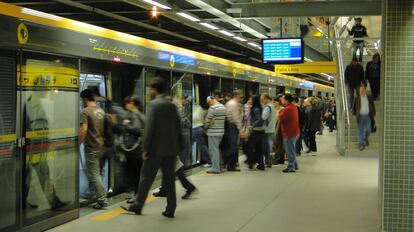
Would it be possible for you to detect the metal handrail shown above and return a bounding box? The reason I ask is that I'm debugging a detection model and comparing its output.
[334,24,352,150]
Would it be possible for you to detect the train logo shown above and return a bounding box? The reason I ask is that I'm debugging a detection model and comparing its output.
[17,23,29,45]
[169,55,175,68]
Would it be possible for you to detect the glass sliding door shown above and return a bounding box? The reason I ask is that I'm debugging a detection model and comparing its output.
[144,68,171,113]
[20,52,79,226]
[171,72,193,167]
[0,51,18,232]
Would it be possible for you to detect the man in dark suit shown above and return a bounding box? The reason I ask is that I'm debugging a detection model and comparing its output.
[122,77,182,218]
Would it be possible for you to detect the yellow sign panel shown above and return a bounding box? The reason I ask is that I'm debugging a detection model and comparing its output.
[17,23,29,44]
[0,134,16,143]
[18,65,79,89]
[275,62,337,74]
[26,128,76,139]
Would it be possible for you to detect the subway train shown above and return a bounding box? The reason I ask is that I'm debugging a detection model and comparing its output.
[0,2,334,232]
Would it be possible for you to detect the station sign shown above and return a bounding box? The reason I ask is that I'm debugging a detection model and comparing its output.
[275,61,337,74]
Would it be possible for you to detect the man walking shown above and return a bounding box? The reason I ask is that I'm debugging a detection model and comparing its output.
[345,58,365,109]
[279,94,300,173]
[348,17,368,62]
[352,86,376,151]
[79,89,109,209]
[122,77,182,218]
[261,94,276,168]
[224,90,244,171]
[205,96,226,174]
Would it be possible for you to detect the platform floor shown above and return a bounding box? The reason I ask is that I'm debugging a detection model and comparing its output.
[49,132,380,232]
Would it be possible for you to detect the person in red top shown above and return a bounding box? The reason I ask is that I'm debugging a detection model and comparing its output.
[278,94,300,173]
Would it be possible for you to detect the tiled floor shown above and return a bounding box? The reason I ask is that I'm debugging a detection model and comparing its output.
[49,132,380,232]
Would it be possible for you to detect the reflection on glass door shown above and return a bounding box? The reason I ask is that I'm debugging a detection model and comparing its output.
[171,72,193,167]
[20,53,78,226]
[0,53,18,231]
[144,68,171,113]
[79,74,109,201]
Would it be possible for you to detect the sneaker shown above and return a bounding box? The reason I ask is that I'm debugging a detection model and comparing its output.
[282,168,296,173]
[204,164,212,168]
[92,202,108,210]
[359,145,366,151]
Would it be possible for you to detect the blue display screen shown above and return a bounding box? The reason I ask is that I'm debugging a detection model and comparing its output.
[262,38,304,64]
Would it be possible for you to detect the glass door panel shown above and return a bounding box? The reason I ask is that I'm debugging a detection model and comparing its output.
[144,68,171,113]
[20,53,79,226]
[0,53,18,231]
[172,72,193,167]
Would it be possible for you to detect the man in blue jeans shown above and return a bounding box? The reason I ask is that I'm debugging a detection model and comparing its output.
[352,86,376,151]
[261,94,276,168]
[279,94,300,173]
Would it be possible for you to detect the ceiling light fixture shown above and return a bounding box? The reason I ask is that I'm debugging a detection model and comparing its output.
[248,42,259,47]
[218,30,234,37]
[141,0,171,10]
[200,22,219,30]
[234,36,247,42]
[176,12,200,22]
[22,8,62,21]
[74,21,105,32]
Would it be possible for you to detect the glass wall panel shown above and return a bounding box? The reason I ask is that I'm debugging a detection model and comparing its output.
[21,52,78,226]
[172,72,193,167]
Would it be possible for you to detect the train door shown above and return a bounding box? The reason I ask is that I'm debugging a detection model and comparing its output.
[79,73,110,203]
[171,72,193,167]
[144,68,171,113]
[20,52,79,229]
[308,90,313,97]
[0,50,18,232]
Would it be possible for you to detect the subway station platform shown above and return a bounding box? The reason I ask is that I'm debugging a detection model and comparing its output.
[49,132,380,232]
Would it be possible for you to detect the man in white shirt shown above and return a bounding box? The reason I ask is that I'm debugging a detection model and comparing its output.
[224,90,244,172]
[352,86,376,151]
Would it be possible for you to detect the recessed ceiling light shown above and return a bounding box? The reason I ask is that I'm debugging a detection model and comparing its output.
[176,12,200,22]
[248,42,259,47]
[141,0,171,10]
[200,22,219,30]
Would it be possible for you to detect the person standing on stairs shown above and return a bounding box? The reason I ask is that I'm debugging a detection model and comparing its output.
[345,58,365,110]
[348,17,368,62]
[365,53,381,101]
[352,86,376,151]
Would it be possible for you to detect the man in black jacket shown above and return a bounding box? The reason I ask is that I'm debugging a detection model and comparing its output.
[345,58,365,110]
[348,17,368,62]
[122,77,182,218]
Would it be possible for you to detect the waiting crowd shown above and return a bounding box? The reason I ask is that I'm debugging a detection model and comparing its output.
[79,77,337,217]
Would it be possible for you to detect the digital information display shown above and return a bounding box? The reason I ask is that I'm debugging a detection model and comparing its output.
[262,38,304,64]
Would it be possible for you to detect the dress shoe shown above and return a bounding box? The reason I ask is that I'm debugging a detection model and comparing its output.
[359,145,366,151]
[153,191,167,197]
[365,139,370,146]
[282,168,296,173]
[126,199,135,204]
[121,204,142,215]
[182,189,197,200]
[266,164,272,168]
[162,211,175,218]
[256,165,265,171]
[206,171,220,174]
[227,167,241,172]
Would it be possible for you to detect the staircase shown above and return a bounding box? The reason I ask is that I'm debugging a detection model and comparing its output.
[333,18,380,157]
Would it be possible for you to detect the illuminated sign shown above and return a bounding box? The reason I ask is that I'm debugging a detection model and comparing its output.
[299,82,315,88]
[158,52,196,66]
